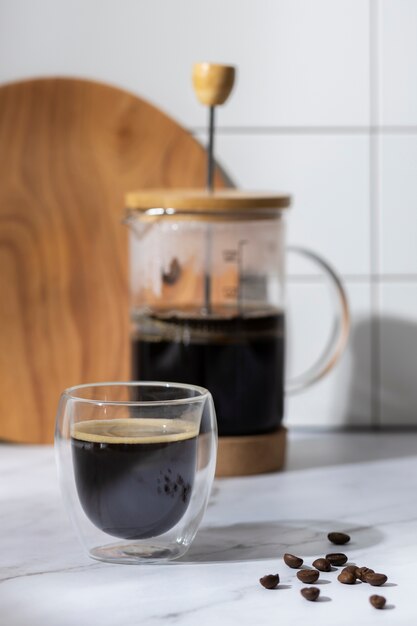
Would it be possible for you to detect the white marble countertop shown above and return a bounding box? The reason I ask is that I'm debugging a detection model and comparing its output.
[1,431,416,625]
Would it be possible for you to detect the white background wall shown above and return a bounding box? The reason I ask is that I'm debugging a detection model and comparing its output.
[1,0,416,429]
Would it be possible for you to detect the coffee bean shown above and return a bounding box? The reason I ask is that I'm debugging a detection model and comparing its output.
[259,574,280,589]
[338,570,356,585]
[364,573,388,587]
[326,553,348,566]
[301,587,320,602]
[342,565,358,577]
[312,558,331,572]
[355,567,374,582]
[369,595,386,610]
[297,569,320,584]
[283,553,303,569]
[328,532,350,545]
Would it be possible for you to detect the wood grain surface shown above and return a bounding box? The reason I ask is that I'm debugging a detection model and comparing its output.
[0,78,224,444]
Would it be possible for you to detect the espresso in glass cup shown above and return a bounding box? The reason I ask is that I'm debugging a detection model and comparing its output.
[55,382,217,564]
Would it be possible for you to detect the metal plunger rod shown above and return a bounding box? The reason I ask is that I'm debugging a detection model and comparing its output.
[207,106,215,192]
[192,63,236,192]
[205,104,215,311]
[191,63,236,313]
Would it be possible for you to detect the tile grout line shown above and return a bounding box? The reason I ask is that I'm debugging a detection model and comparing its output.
[369,0,381,429]
[190,126,417,136]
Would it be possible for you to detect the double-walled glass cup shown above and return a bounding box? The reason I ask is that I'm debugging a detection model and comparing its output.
[55,382,217,564]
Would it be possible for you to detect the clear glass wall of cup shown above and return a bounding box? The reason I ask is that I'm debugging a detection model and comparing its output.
[55,382,217,564]
[125,190,349,475]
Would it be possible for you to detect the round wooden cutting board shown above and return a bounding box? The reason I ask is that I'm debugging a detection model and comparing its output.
[0,77,224,443]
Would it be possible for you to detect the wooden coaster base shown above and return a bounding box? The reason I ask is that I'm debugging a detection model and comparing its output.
[215,427,287,477]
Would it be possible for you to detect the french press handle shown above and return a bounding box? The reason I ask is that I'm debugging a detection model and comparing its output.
[285,246,350,394]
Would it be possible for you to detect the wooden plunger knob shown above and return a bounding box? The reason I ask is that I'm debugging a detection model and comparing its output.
[192,63,236,106]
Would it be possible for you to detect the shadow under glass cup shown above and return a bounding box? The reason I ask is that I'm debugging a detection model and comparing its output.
[55,382,217,564]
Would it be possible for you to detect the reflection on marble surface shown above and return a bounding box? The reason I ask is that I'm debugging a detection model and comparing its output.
[0,432,415,625]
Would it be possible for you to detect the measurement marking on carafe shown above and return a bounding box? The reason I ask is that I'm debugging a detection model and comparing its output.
[223,249,238,263]
[238,240,248,313]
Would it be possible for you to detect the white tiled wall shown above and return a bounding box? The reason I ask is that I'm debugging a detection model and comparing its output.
[379,284,417,426]
[201,134,371,276]
[0,0,370,128]
[0,0,415,428]
[377,0,417,427]
[379,0,417,126]
[380,136,417,274]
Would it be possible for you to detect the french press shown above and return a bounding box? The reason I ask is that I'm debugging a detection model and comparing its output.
[125,64,349,476]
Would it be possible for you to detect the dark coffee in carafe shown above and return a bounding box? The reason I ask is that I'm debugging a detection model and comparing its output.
[132,307,284,437]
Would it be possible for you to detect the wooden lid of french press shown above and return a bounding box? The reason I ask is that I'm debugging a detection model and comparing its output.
[125,188,291,212]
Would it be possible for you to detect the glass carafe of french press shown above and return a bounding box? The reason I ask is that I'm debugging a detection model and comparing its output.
[125,189,349,468]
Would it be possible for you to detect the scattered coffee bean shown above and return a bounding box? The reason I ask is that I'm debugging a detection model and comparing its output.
[312,558,331,572]
[326,553,348,566]
[259,574,280,589]
[301,587,320,602]
[297,569,320,584]
[338,570,356,585]
[364,573,388,587]
[259,573,280,589]
[342,565,359,577]
[328,532,350,545]
[355,567,374,582]
[284,553,303,569]
[369,595,386,610]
